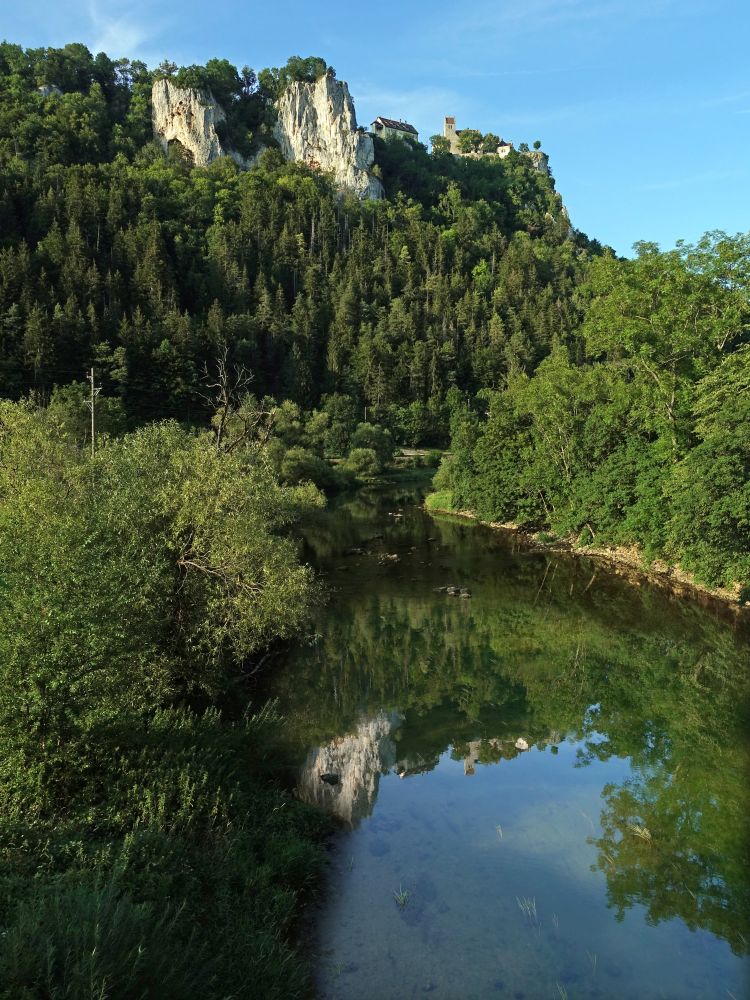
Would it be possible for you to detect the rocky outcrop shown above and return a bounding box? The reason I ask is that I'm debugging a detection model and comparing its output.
[151,72,382,198]
[151,78,249,169]
[296,712,401,826]
[273,72,384,200]
[524,150,551,176]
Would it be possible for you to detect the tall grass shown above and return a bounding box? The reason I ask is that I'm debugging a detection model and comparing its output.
[0,705,330,1000]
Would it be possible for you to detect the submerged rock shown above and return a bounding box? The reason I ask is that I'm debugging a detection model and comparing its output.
[320,772,340,785]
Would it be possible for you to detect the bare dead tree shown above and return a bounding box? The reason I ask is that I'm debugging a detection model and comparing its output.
[200,345,276,453]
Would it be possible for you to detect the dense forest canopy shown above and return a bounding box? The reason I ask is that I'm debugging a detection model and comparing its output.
[0,40,583,438]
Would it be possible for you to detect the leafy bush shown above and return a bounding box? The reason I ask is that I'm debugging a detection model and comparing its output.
[343,447,380,479]
[424,489,455,511]
[422,449,443,468]
[349,422,395,469]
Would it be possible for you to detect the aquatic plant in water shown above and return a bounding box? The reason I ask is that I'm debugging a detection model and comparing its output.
[393,885,411,909]
[516,895,538,925]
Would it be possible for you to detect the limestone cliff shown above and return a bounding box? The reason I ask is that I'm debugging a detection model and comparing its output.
[296,712,401,826]
[525,150,551,176]
[273,72,384,200]
[151,78,249,169]
[152,72,382,199]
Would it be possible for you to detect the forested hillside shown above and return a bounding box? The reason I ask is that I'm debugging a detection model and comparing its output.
[0,42,584,444]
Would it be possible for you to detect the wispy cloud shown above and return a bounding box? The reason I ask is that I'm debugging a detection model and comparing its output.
[436,0,683,47]
[86,0,168,61]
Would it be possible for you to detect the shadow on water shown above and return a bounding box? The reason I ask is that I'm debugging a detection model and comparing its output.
[265,480,750,999]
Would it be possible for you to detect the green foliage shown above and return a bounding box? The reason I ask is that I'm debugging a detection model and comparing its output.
[0,705,330,1000]
[666,345,750,586]
[349,421,395,468]
[1,881,211,999]
[457,128,483,154]
[424,488,454,511]
[0,402,320,814]
[47,380,128,443]
[0,402,328,996]
[480,132,500,153]
[343,446,381,479]
[258,56,330,100]
[0,42,582,449]
[433,234,750,588]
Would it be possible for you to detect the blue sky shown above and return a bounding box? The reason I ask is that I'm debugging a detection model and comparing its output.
[5,0,749,255]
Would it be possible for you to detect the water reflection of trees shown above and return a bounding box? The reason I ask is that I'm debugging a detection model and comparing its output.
[273,500,750,954]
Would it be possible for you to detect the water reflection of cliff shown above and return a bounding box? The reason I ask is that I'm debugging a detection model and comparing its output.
[298,713,567,826]
[297,711,402,826]
[277,488,750,954]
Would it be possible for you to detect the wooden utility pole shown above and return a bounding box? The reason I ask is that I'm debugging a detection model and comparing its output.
[86,367,101,457]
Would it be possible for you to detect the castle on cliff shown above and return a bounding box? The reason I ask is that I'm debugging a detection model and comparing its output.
[443,116,513,158]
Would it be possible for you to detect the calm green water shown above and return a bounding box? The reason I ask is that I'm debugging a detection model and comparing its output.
[268,480,750,1000]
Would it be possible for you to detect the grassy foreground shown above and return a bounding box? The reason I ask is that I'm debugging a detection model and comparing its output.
[0,705,330,1000]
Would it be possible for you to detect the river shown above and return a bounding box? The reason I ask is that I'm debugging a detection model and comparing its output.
[264,478,750,1000]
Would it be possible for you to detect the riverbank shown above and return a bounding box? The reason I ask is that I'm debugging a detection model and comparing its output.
[425,504,749,619]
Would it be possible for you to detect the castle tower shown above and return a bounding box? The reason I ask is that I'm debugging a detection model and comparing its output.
[443,115,459,153]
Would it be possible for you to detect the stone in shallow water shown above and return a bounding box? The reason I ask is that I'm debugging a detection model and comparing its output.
[320,772,340,785]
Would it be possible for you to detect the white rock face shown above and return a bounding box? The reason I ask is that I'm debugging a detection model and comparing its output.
[273,72,384,200]
[151,78,248,168]
[297,712,401,826]
[525,150,551,176]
